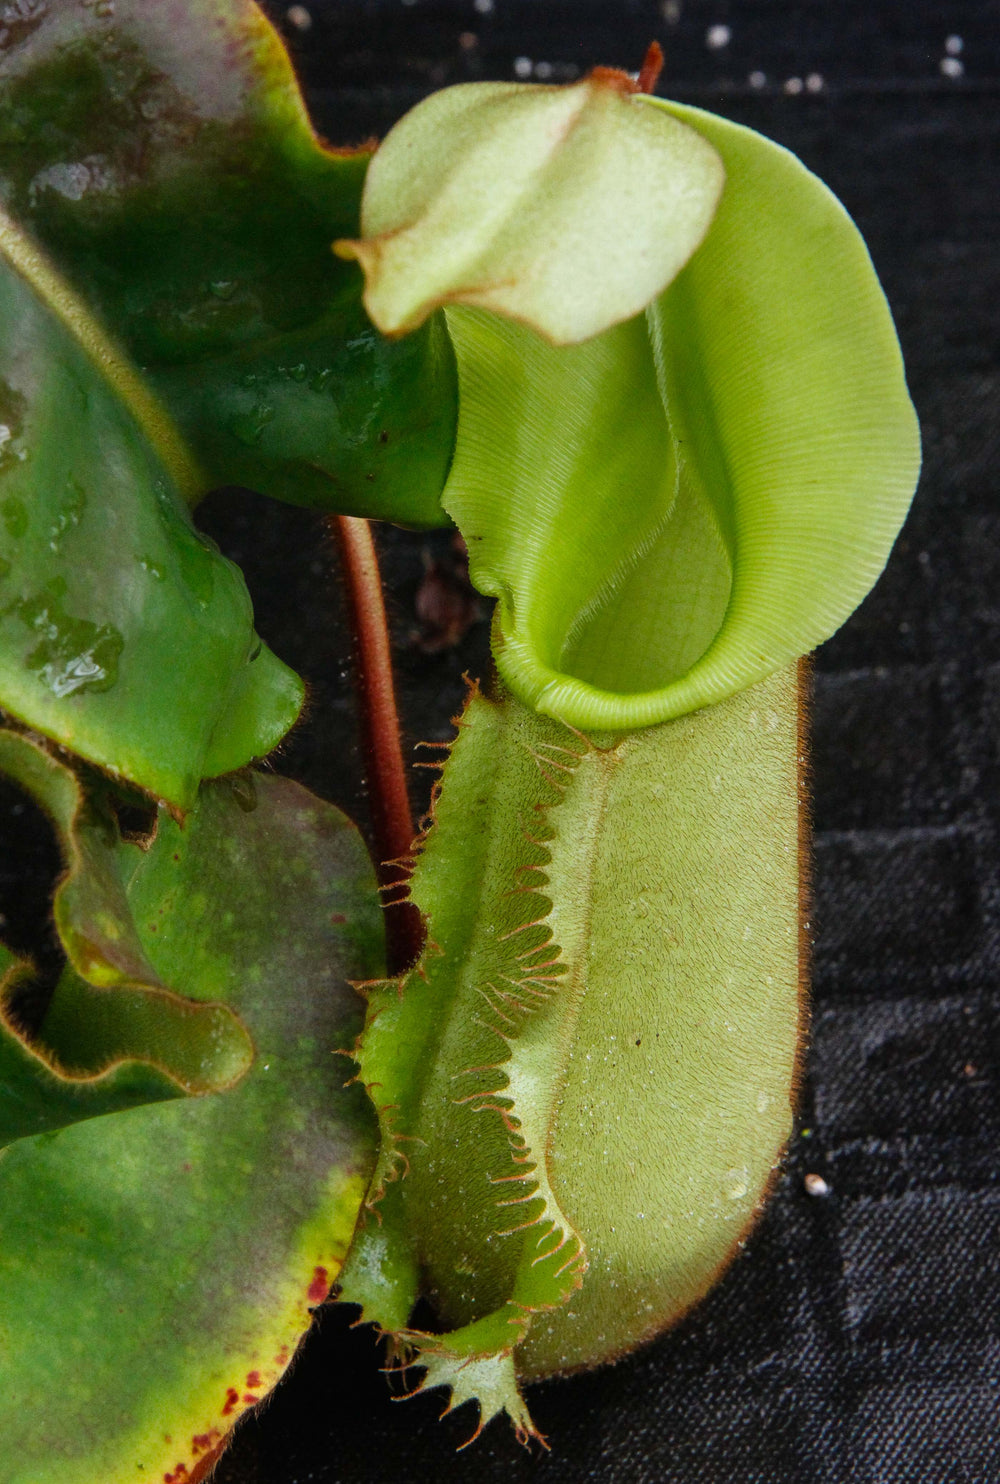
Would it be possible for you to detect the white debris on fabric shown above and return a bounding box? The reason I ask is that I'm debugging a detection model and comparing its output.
[705,23,731,50]
[945,35,964,56]
[806,72,824,93]
[513,55,532,79]
[783,76,804,95]
[804,1173,831,1198]
[940,55,965,78]
[748,70,767,89]
[286,3,311,28]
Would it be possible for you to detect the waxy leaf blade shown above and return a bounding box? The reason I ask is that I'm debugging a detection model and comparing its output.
[443,104,920,729]
[0,222,302,807]
[0,0,456,526]
[0,770,381,1484]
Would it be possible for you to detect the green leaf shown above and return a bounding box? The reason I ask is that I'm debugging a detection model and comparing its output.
[0,729,254,1147]
[0,217,302,806]
[0,0,456,526]
[342,673,802,1436]
[0,768,381,1484]
[336,74,723,344]
[0,945,183,1145]
[441,102,920,730]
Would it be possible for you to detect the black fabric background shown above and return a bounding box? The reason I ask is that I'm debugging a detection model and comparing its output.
[2,2,998,1480]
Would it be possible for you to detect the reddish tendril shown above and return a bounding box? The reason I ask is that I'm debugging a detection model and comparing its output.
[589,40,665,96]
[636,40,665,95]
[331,515,425,977]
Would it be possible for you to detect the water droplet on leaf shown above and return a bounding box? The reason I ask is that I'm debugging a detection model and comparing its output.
[13,589,123,697]
[230,403,276,447]
[724,1168,748,1201]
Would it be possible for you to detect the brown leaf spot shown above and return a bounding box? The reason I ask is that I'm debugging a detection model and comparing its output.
[191,1431,219,1457]
[221,1386,240,1417]
[189,1440,229,1484]
[241,1393,260,1405]
[163,1466,190,1484]
[307,1265,330,1305]
[245,1370,262,1390]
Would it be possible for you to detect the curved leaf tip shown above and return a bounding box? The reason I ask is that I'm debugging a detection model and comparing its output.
[336,76,724,345]
[0,209,303,806]
[0,728,256,1148]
